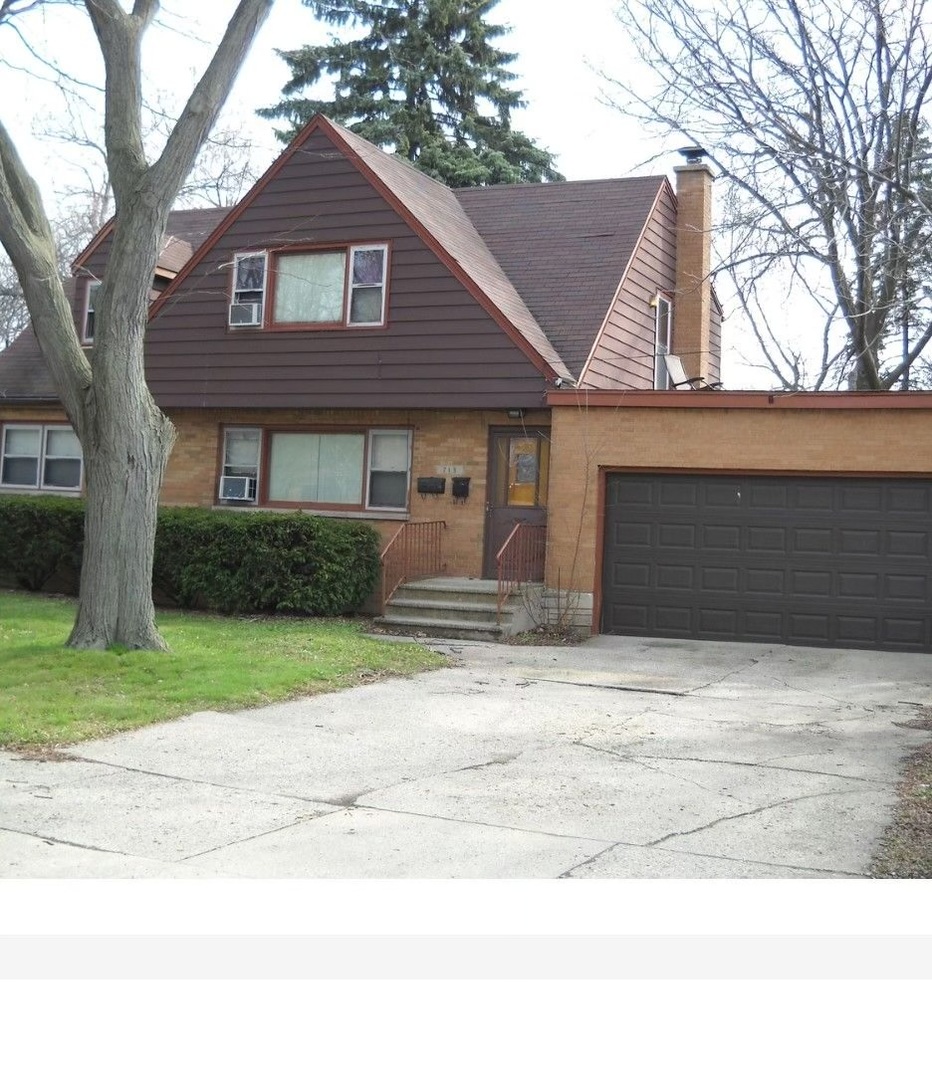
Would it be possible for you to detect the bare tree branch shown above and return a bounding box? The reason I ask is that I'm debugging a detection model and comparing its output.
[606,0,932,389]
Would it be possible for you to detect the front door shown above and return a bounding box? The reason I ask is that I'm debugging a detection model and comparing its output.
[482,427,550,578]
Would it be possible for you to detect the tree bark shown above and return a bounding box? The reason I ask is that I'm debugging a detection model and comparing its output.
[68,396,175,650]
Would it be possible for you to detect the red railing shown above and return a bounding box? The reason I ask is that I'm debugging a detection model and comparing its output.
[380,520,446,610]
[496,523,547,620]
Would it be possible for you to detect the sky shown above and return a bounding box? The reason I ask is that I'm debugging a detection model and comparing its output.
[0,0,762,384]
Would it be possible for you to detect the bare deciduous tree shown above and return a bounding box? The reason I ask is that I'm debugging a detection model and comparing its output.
[606,0,932,390]
[0,0,273,650]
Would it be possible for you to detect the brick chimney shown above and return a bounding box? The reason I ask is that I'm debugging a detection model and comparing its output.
[672,148,714,383]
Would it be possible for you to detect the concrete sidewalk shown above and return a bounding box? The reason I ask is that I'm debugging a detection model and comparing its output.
[2,635,930,878]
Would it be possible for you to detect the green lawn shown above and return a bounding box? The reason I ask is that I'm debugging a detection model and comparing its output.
[0,590,446,747]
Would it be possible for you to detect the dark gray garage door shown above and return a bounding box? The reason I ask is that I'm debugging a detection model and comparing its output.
[602,474,932,651]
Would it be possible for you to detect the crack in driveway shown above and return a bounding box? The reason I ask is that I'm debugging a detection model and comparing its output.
[646,787,881,847]
[575,744,895,786]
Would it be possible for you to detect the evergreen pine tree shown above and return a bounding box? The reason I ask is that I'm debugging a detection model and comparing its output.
[258,0,563,187]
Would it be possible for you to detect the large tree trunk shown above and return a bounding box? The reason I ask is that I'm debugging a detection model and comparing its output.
[68,393,175,650]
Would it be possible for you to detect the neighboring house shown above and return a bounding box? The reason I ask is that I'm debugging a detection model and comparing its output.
[15,116,930,654]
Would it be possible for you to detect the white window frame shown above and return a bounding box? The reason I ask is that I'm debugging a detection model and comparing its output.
[82,280,101,344]
[218,426,261,503]
[365,428,412,510]
[0,423,83,492]
[346,244,389,327]
[229,252,268,327]
[653,294,673,389]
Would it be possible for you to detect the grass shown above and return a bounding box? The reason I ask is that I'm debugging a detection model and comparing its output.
[0,590,446,748]
[870,707,932,878]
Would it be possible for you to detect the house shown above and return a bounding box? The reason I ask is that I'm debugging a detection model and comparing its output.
[5,115,931,652]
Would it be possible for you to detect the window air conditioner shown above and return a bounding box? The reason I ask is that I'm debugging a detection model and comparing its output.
[220,475,253,501]
[228,301,262,327]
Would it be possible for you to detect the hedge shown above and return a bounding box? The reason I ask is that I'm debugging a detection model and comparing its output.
[0,496,382,616]
[0,495,84,591]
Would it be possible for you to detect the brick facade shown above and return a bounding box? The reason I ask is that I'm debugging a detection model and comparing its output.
[546,394,932,619]
[162,406,551,579]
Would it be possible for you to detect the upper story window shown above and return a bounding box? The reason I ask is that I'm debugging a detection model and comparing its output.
[228,244,389,330]
[82,280,101,344]
[229,253,267,326]
[653,294,672,389]
[1,424,83,492]
[218,425,411,512]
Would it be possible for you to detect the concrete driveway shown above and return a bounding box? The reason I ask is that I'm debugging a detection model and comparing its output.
[2,635,930,878]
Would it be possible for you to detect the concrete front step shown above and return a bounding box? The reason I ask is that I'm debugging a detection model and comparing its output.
[377,576,541,641]
[386,597,506,625]
[393,580,501,607]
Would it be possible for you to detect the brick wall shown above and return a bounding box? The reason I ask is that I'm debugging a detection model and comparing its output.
[547,397,932,608]
[163,407,551,578]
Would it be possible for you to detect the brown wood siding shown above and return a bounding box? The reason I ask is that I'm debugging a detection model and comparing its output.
[709,298,722,384]
[582,186,677,390]
[144,129,548,409]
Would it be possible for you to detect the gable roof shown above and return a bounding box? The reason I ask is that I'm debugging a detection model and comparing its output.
[331,121,574,384]
[148,115,575,386]
[456,176,668,382]
[1,208,227,402]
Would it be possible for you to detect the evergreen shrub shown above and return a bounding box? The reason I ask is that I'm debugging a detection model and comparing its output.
[152,508,381,615]
[0,495,84,591]
[0,497,382,616]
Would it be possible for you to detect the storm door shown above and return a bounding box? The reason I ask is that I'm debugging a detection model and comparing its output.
[482,427,550,578]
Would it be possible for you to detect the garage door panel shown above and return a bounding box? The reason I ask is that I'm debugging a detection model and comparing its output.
[657,563,695,589]
[839,529,881,555]
[748,526,786,552]
[748,482,788,508]
[613,562,650,587]
[658,480,699,507]
[835,615,879,646]
[887,531,928,556]
[602,474,932,651]
[658,523,697,548]
[838,572,880,599]
[841,486,884,512]
[883,574,927,601]
[795,485,835,510]
[655,606,693,633]
[888,487,929,512]
[702,524,740,550]
[793,528,833,553]
[610,479,652,507]
[745,568,785,596]
[616,521,651,546]
[790,569,832,598]
[699,608,739,634]
[744,610,785,638]
[702,482,741,508]
[607,603,648,630]
[883,617,927,644]
[701,566,739,591]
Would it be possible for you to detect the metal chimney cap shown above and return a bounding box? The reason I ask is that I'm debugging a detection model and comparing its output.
[678,146,707,164]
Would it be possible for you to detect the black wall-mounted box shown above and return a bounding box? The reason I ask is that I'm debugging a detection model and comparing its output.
[451,476,471,499]
[416,476,446,495]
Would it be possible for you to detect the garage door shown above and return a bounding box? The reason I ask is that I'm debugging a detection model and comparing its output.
[602,474,932,651]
